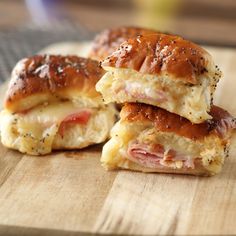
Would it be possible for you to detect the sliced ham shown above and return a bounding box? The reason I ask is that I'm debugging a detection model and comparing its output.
[127,141,195,169]
[58,110,91,137]
[127,142,164,169]
[125,82,167,103]
[216,117,236,138]
[113,81,167,103]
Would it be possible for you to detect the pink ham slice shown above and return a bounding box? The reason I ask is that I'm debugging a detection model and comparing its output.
[216,116,236,138]
[127,142,195,169]
[58,110,91,137]
[127,89,167,104]
[114,82,167,103]
[125,86,167,104]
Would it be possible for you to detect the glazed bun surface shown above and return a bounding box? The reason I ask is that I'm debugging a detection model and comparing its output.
[89,26,159,61]
[121,103,236,141]
[102,33,217,85]
[5,55,105,112]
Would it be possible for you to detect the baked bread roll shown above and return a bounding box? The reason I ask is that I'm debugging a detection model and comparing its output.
[0,55,116,155]
[96,33,222,123]
[101,103,236,176]
[89,26,159,61]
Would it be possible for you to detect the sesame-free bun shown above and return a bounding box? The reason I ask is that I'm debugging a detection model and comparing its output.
[5,55,105,112]
[102,33,217,85]
[121,103,236,141]
[100,103,236,176]
[97,33,222,123]
[89,26,159,61]
[0,55,117,155]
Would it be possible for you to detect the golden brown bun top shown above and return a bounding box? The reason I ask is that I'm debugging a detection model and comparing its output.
[89,26,159,61]
[121,103,236,141]
[5,55,105,112]
[102,33,218,84]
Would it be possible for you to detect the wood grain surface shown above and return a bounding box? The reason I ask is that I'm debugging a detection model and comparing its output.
[0,43,236,235]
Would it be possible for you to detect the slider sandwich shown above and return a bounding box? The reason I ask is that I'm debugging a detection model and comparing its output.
[101,103,236,176]
[89,26,159,61]
[96,33,222,123]
[0,55,116,155]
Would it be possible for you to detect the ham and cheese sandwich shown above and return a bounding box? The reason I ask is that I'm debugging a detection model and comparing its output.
[89,26,159,61]
[96,33,222,123]
[0,55,116,155]
[101,103,236,176]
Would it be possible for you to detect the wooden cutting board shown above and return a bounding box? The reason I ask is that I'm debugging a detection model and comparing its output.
[0,42,236,236]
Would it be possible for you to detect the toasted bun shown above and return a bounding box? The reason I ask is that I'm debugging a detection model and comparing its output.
[102,34,220,85]
[5,55,105,112]
[121,103,236,141]
[89,26,159,61]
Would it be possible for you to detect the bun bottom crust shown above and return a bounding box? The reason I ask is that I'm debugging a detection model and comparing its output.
[102,157,216,176]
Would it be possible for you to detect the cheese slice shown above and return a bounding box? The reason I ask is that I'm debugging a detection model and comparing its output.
[96,68,213,123]
[0,102,94,155]
[19,101,90,124]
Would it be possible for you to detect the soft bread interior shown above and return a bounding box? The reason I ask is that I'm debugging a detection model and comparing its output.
[96,67,219,123]
[101,120,227,175]
[0,101,116,155]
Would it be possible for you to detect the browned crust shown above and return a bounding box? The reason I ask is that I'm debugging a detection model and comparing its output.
[121,103,236,141]
[102,33,216,84]
[5,55,105,111]
[89,26,160,61]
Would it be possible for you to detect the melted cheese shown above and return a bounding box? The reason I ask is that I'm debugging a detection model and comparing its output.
[0,102,116,155]
[101,120,225,175]
[21,101,89,124]
[96,67,213,123]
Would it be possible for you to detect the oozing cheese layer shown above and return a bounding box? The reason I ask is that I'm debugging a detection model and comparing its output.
[96,68,218,123]
[0,102,116,155]
[101,120,226,175]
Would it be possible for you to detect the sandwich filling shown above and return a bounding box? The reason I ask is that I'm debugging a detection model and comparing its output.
[0,101,115,155]
[96,67,219,123]
[127,141,195,169]
[101,108,235,175]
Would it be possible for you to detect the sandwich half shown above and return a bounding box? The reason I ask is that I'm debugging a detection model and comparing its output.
[96,33,222,123]
[101,103,236,176]
[0,55,116,155]
[89,26,159,61]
